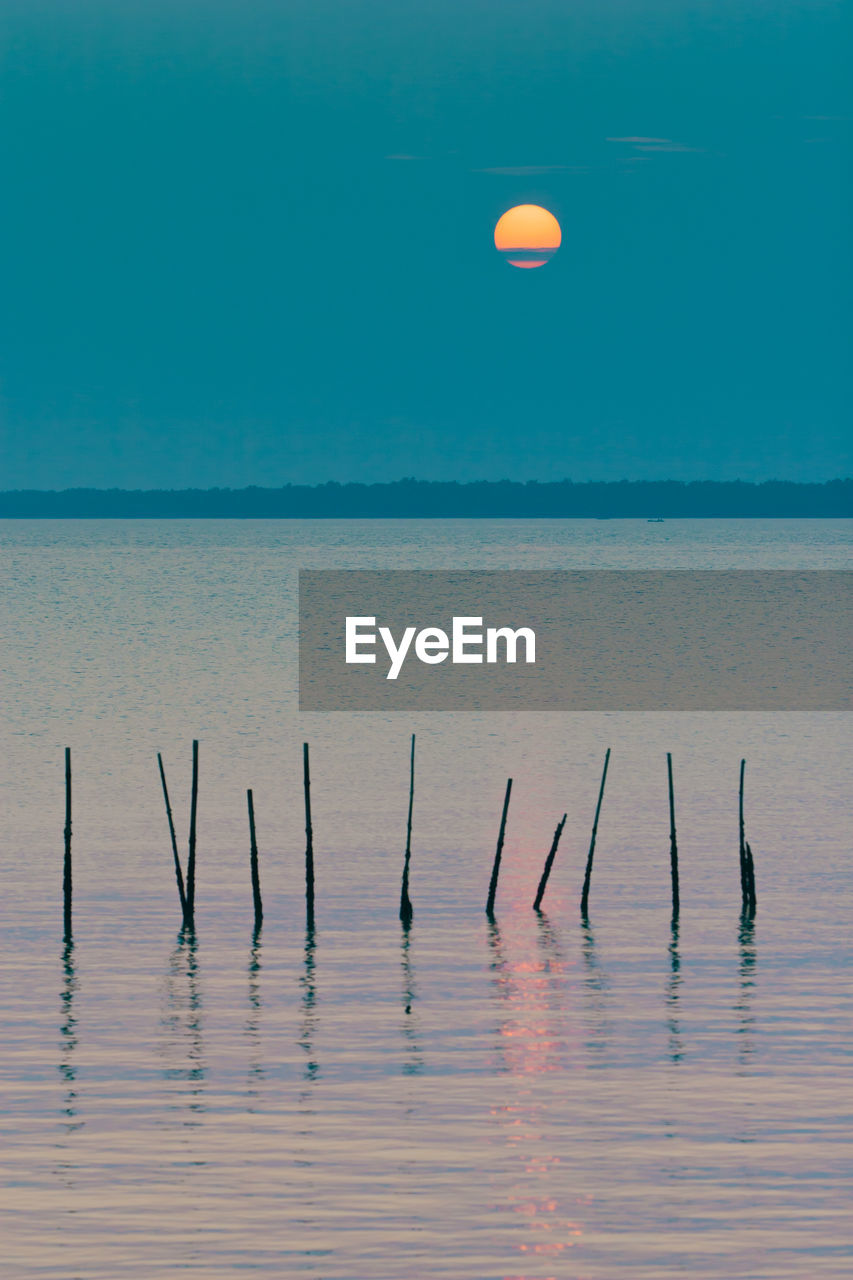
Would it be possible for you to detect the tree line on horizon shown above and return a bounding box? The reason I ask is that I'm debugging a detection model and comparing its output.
[0,478,850,518]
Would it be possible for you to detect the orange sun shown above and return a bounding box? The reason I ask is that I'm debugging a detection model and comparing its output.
[494,204,561,269]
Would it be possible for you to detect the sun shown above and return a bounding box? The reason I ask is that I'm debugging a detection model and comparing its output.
[494,204,561,269]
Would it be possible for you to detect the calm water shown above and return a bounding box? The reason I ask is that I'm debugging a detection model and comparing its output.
[1,519,851,1278]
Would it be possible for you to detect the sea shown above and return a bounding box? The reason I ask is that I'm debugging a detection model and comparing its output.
[1,518,851,1278]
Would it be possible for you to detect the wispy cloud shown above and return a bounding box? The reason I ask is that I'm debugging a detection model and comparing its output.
[607,136,701,153]
[474,164,571,176]
[636,143,700,152]
[384,153,426,161]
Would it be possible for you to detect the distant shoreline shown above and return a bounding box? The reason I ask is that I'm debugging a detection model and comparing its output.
[0,479,850,518]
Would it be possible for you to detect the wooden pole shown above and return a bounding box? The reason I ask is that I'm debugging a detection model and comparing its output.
[247,789,263,929]
[667,752,680,917]
[399,733,415,925]
[63,747,72,936]
[580,747,611,916]
[533,813,567,911]
[303,742,315,928]
[485,778,512,917]
[745,841,757,916]
[738,758,747,904]
[157,752,188,924]
[185,739,199,928]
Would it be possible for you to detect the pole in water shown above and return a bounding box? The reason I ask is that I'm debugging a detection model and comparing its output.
[667,752,680,917]
[303,742,315,928]
[738,758,747,904]
[580,747,611,916]
[247,789,263,929]
[63,747,72,936]
[185,739,199,929]
[485,778,513,917]
[744,841,757,917]
[157,752,188,925]
[533,813,567,911]
[399,733,415,926]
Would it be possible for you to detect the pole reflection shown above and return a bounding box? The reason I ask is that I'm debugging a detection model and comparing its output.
[400,921,424,1075]
[534,909,566,970]
[160,928,206,1125]
[735,913,757,1064]
[58,934,82,1135]
[535,910,571,1058]
[245,925,264,1104]
[579,918,610,1065]
[666,915,684,1064]
[295,925,320,1183]
[485,917,510,1073]
[299,926,319,1085]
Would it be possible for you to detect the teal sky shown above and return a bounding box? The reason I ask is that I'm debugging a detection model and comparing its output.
[0,0,849,488]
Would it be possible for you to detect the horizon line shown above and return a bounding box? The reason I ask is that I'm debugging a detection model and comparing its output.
[2,477,852,496]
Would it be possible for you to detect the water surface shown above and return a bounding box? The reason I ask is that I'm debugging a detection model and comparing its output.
[1,519,851,1277]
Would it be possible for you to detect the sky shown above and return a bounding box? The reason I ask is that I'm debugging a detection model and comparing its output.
[0,0,849,488]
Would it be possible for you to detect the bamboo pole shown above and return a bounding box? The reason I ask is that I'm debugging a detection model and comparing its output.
[157,752,188,924]
[185,739,199,928]
[399,733,415,926]
[63,748,72,936]
[738,758,747,904]
[485,778,512,917]
[247,789,263,929]
[744,841,757,916]
[303,743,315,928]
[580,748,611,916]
[533,813,567,911]
[667,752,680,917]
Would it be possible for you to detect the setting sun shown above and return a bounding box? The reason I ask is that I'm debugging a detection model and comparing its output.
[494,204,561,268]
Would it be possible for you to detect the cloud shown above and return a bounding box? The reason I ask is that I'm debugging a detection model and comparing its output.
[607,136,701,153]
[384,154,426,161]
[474,164,570,176]
[635,143,701,152]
